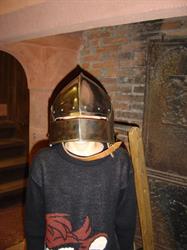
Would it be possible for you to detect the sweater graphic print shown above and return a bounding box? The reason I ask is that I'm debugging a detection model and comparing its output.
[45,213,108,250]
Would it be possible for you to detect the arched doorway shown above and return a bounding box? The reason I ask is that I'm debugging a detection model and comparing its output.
[0,48,29,232]
[0,50,29,197]
[0,50,29,249]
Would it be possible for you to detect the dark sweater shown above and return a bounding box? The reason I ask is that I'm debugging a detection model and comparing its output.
[25,144,136,250]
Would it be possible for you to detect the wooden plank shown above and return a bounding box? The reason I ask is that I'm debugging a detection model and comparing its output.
[0,138,24,148]
[0,179,26,194]
[128,127,154,250]
[0,156,27,170]
[5,240,25,250]
[0,120,16,128]
[0,104,7,116]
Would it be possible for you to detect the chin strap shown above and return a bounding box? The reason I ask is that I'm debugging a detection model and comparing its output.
[63,141,122,161]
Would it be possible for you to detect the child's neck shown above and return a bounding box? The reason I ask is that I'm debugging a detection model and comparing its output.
[63,141,104,156]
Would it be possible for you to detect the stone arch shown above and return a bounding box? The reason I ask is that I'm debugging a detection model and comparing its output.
[0,46,30,89]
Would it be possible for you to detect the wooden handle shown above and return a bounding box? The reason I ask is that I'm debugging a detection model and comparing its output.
[128,127,154,250]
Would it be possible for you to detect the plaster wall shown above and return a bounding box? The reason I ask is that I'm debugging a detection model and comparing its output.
[0,34,82,149]
[0,0,187,44]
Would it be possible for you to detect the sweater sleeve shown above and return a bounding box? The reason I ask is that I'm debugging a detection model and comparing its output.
[115,151,137,250]
[25,157,45,250]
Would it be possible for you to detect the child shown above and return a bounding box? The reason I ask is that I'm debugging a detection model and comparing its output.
[25,66,137,250]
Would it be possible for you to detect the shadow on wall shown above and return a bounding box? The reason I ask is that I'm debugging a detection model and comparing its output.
[29,139,49,163]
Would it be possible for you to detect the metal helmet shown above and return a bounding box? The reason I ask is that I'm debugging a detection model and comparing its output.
[49,66,114,145]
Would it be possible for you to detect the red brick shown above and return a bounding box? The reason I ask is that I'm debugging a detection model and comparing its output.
[103,77,117,84]
[113,102,129,110]
[111,28,128,38]
[119,41,145,52]
[90,69,101,78]
[102,37,128,46]
[161,20,182,31]
[130,103,144,111]
[119,58,136,67]
[79,48,91,56]
[87,30,111,40]
[82,54,100,62]
[115,94,144,102]
[96,45,119,53]
[89,39,100,47]
[133,86,145,93]
[114,110,143,120]
[105,84,118,92]
[92,61,118,69]
[80,63,91,71]
[118,85,132,93]
[134,51,146,66]
[103,67,118,78]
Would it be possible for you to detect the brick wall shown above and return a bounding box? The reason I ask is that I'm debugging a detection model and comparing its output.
[79,23,149,128]
[79,16,187,249]
[79,16,187,140]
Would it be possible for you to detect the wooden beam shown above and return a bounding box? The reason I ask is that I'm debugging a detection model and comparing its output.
[0,179,26,194]
[0,156,27,170]
[128,127,154,250]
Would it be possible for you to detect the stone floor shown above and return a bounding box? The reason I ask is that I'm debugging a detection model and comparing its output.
[0,194,25,250]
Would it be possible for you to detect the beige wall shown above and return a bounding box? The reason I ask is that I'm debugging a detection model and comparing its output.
[0,34,82,150]
[0,0,187,44]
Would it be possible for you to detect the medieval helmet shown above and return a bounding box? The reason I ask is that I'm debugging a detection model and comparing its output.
[49,66,114,145]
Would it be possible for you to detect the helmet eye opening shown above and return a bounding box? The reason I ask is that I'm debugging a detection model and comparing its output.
[55,115,108,121]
